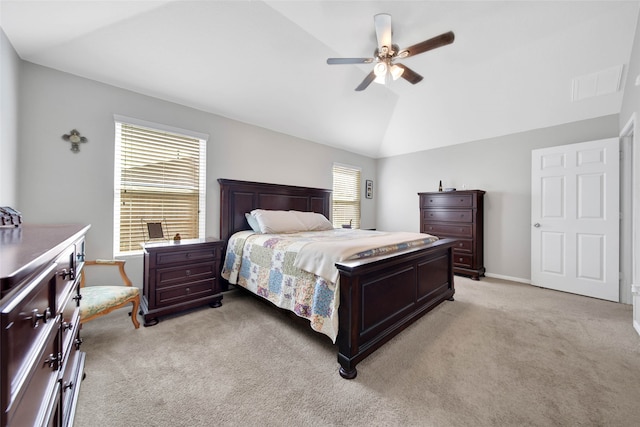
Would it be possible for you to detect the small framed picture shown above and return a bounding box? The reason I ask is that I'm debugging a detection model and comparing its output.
[366,180,373,199]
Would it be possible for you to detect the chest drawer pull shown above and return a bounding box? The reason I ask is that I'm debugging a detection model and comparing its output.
[58,268,75,280]
[62,321,74,331]
[31,307,52,328]
[44,352,61,370]
[75,337,83,350]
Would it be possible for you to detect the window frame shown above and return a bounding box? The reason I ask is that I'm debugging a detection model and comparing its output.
[113,115,208,256]
[332,163,362,229]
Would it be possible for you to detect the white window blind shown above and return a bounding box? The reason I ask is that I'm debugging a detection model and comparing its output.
[114,119,206,254]
[332,164,361,229]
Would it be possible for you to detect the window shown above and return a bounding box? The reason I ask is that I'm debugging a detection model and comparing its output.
[113,116,207,254]
[332,164,361,229]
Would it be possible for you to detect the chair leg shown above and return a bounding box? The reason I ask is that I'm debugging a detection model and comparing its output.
[130,295,141,329]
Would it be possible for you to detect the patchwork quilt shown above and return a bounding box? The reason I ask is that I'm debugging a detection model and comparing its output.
[221,229,438,342]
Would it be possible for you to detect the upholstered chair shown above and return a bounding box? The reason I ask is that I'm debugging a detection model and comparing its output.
[79,260,141,329]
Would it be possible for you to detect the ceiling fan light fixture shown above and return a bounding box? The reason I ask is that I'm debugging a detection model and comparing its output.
[374,73,387,85]
[390,64,404,80]
[373,62,388,77]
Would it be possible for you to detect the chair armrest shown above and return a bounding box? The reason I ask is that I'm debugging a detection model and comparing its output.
[81,259,133,288]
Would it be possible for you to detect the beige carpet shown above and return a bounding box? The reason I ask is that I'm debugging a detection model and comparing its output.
[74,276,640,426]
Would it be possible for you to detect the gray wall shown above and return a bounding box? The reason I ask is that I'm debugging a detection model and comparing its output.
[376,115,619,283]
[0,29,20,207]
[12,61,376,285]
[619,10,640,300]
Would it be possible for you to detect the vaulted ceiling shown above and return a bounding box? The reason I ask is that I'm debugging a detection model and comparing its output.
[1,1,638,158]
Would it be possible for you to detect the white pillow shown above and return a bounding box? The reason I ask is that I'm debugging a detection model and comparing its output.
[293,211,334,231]
[245,213,261,233]
[250,209,305,234]
[250,209,333,234]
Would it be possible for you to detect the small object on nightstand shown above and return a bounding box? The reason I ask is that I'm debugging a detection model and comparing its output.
[444,188,456,192]
[173,233,181,241]
[438,180,443,192]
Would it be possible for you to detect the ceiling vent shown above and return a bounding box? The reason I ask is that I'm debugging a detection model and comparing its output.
[571,65,623,102]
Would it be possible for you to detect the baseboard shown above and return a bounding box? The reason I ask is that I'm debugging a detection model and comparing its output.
[484,272,531,285]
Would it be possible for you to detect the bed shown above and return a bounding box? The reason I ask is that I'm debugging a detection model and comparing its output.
[219,178,456,379]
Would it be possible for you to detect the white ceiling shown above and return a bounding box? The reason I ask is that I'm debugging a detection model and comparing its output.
[1,1,638,158]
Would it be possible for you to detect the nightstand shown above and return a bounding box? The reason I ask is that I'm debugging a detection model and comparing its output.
[141,237,224,326]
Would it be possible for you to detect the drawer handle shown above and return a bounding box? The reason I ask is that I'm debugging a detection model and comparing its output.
[186,287,191,294]
[62,321,74,332]
[459,257,464,262]
[186,269,191,276]
[58,268,75,280]
[63,381,74,392]
[75,337,83,350]
[44,352,61,370]
[458,243,464,247]
[77,252,86,262]
[31,307,52,328]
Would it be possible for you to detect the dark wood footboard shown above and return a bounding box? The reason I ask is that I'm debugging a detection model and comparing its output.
[335,238,456,379]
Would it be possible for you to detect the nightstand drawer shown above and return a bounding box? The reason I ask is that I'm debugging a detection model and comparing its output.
[422,223,473,238]
[421,194,473,208]
[423,209,473,223]
[154,247,217,266]
[155,262,216,288]
[156,279,217,306]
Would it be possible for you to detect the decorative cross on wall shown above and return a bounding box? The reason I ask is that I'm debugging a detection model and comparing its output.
[62,129,88,153]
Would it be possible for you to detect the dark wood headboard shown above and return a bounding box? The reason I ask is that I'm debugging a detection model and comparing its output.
[218,179,332,242]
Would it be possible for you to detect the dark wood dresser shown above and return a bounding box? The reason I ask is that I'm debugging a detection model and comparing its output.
[419,190,486,280]
[0,223,90,427]
[141,238,223,326]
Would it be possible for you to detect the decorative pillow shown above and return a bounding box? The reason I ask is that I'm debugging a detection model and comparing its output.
[250,209,334,234]
[293,211,334,231]
[245,213,261,233]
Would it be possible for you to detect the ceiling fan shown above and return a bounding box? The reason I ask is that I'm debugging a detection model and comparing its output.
[327,13,454,91]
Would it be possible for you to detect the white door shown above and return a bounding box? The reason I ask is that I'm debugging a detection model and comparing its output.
[531,138,619,302]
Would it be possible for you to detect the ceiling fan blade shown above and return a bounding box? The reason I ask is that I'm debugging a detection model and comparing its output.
[374,13,392,51]
[355,71,376,91]
[327,58,374,65]
[395,64,423,85]
[397,31,455,59]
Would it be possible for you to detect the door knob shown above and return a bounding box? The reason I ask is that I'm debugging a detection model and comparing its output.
[534,223,541,228]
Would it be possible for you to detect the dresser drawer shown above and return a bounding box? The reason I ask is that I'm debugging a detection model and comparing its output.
[422,209,473,223]
[54,245,78,315]
[59,284,80,363]
[422,223,473,238]
[153,247,218,267]
[156,278,217,306]
[60,333,85,427]
[421,193,473,208]
[1,263,58,396]
[6,322,60,427]
[453,253,473,268]
[155,262,216,289]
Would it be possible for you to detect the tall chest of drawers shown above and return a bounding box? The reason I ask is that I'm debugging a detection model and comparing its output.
[419,190,485,280]
[141,238,223,326]
[0,224,90,427]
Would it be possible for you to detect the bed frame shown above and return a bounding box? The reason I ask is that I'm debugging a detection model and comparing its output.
[219,178,456,379]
